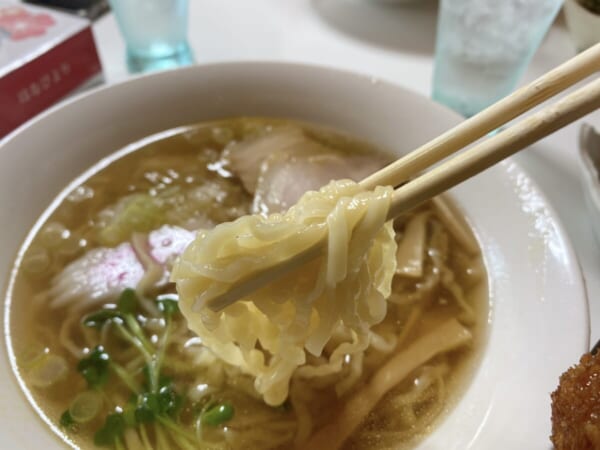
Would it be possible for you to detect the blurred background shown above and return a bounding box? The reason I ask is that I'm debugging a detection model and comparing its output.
[1,0,600,342]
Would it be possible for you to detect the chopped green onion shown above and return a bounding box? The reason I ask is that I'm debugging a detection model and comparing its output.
[28,353,68,388]
[17,343,47,370]
[98,193,165,246]
[69,390,103,424]
[201,402,234,426]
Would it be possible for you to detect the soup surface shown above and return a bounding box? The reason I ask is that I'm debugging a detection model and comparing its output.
[6,118,488,450]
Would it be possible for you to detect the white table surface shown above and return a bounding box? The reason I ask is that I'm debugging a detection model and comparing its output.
[93,0,600,345]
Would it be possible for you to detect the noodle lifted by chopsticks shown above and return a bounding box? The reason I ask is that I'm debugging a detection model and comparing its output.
[171,179,397,405]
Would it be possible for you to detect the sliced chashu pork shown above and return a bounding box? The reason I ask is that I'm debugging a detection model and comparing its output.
[224,127,388,213]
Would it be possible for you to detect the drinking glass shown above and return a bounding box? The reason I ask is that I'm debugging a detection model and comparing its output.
[109,0,194,73]
[432,0,563,117]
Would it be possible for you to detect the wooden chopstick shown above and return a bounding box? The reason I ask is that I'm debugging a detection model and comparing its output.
[206,77,600,312]
[360,42,600,191]
[386,76,600,219]
[206,67,600,313]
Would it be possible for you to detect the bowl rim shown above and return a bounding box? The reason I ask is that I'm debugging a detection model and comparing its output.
[3,60,391,145]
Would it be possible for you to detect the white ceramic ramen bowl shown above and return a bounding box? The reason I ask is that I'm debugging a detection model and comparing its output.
[0,62,589,449]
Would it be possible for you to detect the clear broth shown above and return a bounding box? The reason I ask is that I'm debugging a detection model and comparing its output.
[6,118,488,450]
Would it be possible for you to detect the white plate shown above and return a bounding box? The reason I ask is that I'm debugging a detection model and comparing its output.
[0,62,589,449]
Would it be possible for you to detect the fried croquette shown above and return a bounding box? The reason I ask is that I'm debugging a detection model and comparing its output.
[551,350,600,450]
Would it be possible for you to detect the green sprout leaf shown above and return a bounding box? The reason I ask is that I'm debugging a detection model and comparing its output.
[122,405,137,428]
[82,309,122,328]
[157,385,183,418]
[141,364,152,391]
[60,410,75,429]
[201,402,234,426]
[77,346,110,388]
[158,374,173,390]
[135,392,159,424]
[94,413,126,447]
[117,288,138,315]
[157,294,179,318]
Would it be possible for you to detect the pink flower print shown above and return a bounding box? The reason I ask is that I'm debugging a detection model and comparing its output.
[0,6,55,41]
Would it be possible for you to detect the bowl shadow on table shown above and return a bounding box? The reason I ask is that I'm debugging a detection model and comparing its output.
[309,0,438,55]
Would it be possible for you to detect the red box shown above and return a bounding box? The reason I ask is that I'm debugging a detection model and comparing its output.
[0,2,103,138]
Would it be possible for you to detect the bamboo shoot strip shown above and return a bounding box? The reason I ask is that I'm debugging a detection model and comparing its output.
[307,318,472,450]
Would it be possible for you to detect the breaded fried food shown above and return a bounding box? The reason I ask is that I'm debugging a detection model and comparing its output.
[551,351,600,450]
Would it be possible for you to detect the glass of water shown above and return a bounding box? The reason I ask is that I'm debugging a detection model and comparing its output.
[109,0,194,73]
[432,0,563,117]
